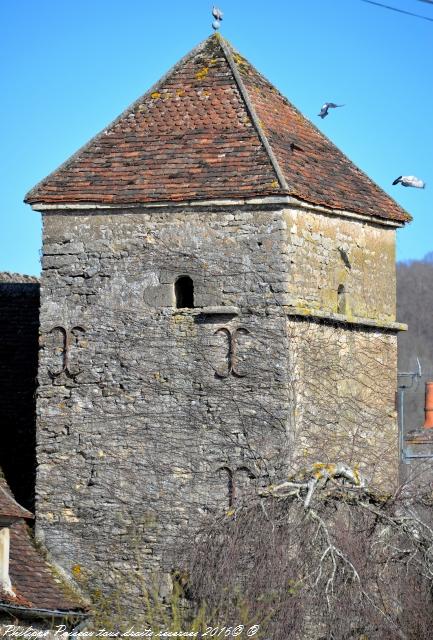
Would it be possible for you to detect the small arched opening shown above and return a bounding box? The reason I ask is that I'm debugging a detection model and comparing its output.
[337,284,346,314]
[175,276,194,309]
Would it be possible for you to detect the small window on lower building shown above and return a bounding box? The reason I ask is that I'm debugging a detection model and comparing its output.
[175,276,194,309]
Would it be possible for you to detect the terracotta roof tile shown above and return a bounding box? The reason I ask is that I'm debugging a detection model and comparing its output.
[25,35,410,224]
[236,48,409,222]
[0,471,33,520]
[0,471,86,614]
[6,521,85,612]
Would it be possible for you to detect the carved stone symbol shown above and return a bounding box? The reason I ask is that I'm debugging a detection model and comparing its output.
[48,326,85,378]
[218,465,257,508]
[213,327,249,378]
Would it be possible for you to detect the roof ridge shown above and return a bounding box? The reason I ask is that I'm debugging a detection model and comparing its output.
[244,61,411,222]
[217,35,288,192]
[24,37,213,204]
[232,53,410,222]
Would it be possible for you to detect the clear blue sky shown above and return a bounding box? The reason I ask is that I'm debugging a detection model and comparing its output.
[1,0,432,275]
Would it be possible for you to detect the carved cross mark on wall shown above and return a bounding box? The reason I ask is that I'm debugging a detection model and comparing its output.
[213,327,250,378]
[218,465,257,508]
[47,326,86,378]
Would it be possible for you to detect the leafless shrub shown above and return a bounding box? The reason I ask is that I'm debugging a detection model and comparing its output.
[183,468,433,640]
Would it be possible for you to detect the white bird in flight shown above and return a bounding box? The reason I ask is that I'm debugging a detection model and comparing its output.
[392,175,425,189]
[318,102,345,119]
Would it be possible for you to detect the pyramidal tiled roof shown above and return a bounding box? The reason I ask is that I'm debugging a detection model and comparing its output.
[25,34,410,223]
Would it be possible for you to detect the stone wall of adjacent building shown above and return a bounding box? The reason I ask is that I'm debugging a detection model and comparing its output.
[0,274,39,512]
[34,204,399,616]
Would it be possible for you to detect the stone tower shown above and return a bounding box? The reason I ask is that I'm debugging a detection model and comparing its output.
[25,34,410,610]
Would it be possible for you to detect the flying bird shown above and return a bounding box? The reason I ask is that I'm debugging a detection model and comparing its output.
[212,6,224,21]
[392,175,425,189]
[318,102,344,119]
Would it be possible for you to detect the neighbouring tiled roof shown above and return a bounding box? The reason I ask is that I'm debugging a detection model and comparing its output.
[0,471,33,520]
[5,522,85,612]
[25,34,410,224]
[0,471,86,614]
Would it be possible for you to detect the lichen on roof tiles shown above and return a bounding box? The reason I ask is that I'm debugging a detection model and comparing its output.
[7,521,86,612]
[25,34,410,224]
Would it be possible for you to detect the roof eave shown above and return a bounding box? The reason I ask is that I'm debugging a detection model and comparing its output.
[29,194,409,227]
[0,602,89,621]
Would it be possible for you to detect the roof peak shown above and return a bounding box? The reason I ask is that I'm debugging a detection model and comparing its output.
[216,35,288,191]
[25,36,410,223]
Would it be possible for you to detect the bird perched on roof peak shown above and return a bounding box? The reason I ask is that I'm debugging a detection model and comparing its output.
[212,6,224,21]
[318,103,345,119]
[212,6,223,30]
[392,175,425,189]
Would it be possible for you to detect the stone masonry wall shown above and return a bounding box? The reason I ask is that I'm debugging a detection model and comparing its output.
[35,204,399,615]
[287,318,398,485]
[0,274,39,511]
[283,208,396,321]
[279,207,399,486]
[36,206,292,611]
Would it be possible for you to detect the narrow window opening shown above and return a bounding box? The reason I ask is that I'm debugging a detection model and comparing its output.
[337,284,346,314]
[175,276,194,309]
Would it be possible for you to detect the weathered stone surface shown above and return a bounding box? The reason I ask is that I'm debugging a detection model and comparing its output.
[283,208,397,321]
[35,204,399,615]
[287,319,398,482]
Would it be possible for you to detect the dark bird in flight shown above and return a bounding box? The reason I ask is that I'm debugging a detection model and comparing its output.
[318,102,345,119]
[392,175,425,189]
